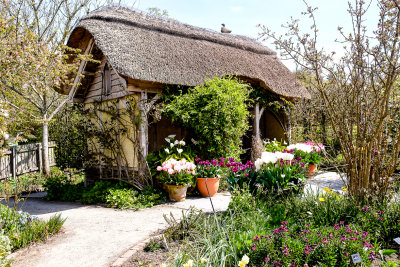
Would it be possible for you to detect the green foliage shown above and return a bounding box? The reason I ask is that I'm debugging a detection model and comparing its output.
[43,168,165,209]
[144,237,166,252]
[163,208,205,241]
[0,230,10,267]
[170,189,400,266]
[106,186,164,210]
[0,172,46,197]
[50,103,86,169]
[225,158,306,193]
[248,223,375,266]
[0,205,64,252]
[263,139,287,152]
[43,167,85,202]
[164,77,251,159]
[195,158,224,178]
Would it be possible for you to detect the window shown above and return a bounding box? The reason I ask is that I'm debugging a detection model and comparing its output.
[103,64,112,95]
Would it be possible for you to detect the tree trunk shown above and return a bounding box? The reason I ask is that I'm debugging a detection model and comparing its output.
[42,121,50,176]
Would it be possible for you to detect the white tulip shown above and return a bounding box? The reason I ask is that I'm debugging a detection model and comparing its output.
[170,143,174,148]
[177,148,183,154]
[164,148,170,154]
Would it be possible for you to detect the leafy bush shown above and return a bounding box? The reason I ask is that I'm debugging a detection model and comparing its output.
[43,169,165,209]
[106,186,164,210]
[164,77,251,159]
[43,168,85,202]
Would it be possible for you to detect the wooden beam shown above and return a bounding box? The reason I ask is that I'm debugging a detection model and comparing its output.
[68,38,95,101]
[82,71,96,76]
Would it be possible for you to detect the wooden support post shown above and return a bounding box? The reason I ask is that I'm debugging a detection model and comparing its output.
[139,91,148,157]
[37,143,42,172]
[254,103,265,140]
[10,146,16,178]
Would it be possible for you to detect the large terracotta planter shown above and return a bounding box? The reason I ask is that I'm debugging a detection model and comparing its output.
[197,178,219,197]
[308,164,317,178]
[164,184,188,202]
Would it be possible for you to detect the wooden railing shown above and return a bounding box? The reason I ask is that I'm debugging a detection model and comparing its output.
[0,142,56,179]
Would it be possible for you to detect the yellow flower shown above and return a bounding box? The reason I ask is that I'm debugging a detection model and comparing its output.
[183,260,193,267]
[239,262,246,267]
[200,258,207,263]
[341,187,348,191]
[319,198,325,202]
[160,264,166,267]
[328,190,333,194]
[241,254,249,264]
[323,187,330,192]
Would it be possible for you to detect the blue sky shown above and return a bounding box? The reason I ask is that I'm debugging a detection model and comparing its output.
[127,0,380,69]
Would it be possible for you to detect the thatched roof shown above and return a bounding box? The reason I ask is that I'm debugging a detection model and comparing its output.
[67,6,310,99]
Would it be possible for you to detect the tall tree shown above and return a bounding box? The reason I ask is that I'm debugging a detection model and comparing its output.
[0,0,112,174]
[260,0,400,199]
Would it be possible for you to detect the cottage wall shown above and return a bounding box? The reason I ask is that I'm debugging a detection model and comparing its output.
[85,58,127,103]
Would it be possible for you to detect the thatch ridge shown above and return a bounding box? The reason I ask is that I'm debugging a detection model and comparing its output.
[67,6,310,99]
[81,6,276,56]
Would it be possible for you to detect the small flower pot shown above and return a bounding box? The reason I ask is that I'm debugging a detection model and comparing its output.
[197,178,219,197]
[164,184,188,202]
[308,164,317,178]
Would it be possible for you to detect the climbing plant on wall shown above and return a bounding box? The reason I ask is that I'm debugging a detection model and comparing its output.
[83,96,152,190]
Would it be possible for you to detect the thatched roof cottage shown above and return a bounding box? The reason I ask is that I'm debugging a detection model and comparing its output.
[61,6,309,182]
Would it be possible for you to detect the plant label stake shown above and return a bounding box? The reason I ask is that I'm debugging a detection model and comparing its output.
[351,253,361,264]
[394,237,400,245]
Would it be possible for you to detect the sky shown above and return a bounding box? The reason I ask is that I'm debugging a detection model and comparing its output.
[123,0,380,70]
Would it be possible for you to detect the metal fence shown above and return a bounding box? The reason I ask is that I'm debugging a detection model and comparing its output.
[0,142,56,179]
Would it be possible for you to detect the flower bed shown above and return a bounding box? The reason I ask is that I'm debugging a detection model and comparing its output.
[150,188,400,266]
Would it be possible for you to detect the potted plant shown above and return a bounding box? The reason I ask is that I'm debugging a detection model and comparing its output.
[195,158,223,197]
[157,158,196,202]
[287,142,325,178]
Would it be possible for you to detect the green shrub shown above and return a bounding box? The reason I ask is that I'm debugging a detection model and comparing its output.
[81,181,116,204]
[106,186,165,210]
[43,167,85,202]
[164,77,251,159]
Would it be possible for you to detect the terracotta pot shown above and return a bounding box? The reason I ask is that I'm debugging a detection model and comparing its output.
[308,164,317,178]
[197,178,219,197]
[164,184,188,202]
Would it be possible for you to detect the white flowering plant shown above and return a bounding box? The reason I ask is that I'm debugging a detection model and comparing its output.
[156,158,196,185]
[146,135,197,181]
[286,142,325,165]
[253,151,307,192]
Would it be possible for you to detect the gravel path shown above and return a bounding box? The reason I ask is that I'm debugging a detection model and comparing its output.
[8,192,231,267]
[8,172,344,267]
